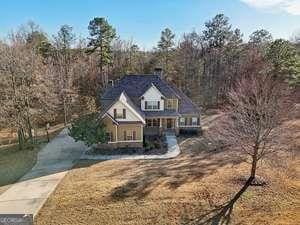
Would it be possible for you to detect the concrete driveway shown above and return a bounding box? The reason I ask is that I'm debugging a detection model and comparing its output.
[0,128,87,217]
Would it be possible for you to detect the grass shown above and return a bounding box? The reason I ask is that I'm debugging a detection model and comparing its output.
[34,112,300,225]
[0,127,64,194]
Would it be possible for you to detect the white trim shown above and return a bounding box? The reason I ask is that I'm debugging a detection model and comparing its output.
[119,92,146,124]
[141,83,165,99]
[140,124,143,137]
[144,100,160,111]
[115,125,118,142]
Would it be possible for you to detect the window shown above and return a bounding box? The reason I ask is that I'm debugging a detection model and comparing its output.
[127,133,133,140]
[124,130,134,141]
[133,131,136,140]
[145,101,160,110]
[192,117,198,126]
[179,117,185,126]
[106,132,113,142]
[166,99,177,110]
[146,118,160,127]
[114,108,126,119]
[146,119,152,127]
[153,119,160,127]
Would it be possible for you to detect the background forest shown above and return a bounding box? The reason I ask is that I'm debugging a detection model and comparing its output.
[0,14,299,148]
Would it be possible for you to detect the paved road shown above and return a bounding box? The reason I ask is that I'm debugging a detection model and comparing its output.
[0,128,87,217]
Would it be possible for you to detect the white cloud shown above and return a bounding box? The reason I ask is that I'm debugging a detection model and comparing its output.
[241,0,300,15]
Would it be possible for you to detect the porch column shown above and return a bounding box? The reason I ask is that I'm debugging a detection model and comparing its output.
[140,124,143,141]
[115,125,118,142]
[175,118,178,128]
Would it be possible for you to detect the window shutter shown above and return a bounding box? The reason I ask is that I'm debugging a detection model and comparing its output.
[114,109,117,118]
[123,109,126,119]
[157,101,160,109]
[197,118,200,125]
[133,131,136,140]
[185,117,188,126]
[124,131,126,141]
[189,118,192,125]
[145,101,148,109]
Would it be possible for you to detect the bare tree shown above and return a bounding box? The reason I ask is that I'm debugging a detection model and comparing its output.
[0,29,57,149]
[215,71,288,181]
[52,25,75,125]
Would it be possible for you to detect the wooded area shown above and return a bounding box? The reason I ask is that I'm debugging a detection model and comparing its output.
[0,14,299,149]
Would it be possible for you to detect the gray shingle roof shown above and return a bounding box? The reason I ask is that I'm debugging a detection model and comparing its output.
[144,110,180,118]
[100,74,200,117]
[102,75,179,100]
[169,84,200,115]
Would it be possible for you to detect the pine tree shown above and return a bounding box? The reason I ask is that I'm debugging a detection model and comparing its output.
[157,28,175,80]
[87,17,116,88]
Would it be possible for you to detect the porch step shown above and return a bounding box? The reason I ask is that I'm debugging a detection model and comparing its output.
[163,130,176,136]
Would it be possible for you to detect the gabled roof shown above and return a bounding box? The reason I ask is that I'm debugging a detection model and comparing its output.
[102,75,180,100]
[100,74,200,117]
[139,82,166,99]
[169,84,201,115]
[101,112,119,125]
[99,91,145,123]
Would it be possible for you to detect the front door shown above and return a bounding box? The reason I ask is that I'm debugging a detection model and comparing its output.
[166,119,173,129]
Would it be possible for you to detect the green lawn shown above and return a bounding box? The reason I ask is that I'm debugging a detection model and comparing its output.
[0,128,63,194]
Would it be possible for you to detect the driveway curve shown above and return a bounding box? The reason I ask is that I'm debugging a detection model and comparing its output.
[0,128,87,216]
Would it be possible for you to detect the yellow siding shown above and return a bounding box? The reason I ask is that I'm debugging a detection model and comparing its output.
[117,124,142,141]
[165,99,178,111]
[102,116,117,141]
[102,116,143,143]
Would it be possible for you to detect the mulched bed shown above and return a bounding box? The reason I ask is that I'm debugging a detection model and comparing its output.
[88,137,168,156]
[89,146,168,155]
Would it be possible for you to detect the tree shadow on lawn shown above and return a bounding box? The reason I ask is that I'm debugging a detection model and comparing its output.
[110,137,245,201]
[184,177,253,225]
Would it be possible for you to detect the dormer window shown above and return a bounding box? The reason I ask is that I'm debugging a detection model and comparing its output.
[145,101,160,110]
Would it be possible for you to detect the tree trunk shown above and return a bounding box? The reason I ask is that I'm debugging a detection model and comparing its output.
[250,145,259,179]
[63,97,68,126]
[18,128,25,150]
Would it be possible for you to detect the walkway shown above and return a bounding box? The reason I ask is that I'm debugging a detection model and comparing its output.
[0,131,180,217]
[81,133,180,160]
[0,128,87,217]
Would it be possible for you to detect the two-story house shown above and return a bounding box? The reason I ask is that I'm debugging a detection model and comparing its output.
[99,73,201,148]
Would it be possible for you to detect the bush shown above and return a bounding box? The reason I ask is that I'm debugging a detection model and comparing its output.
[68,113,107,147]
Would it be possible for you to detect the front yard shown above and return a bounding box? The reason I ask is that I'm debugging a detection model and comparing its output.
[35,114,300,225]
[0,125,64,194]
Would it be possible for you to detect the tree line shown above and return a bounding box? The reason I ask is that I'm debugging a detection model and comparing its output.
[0,14,299,149]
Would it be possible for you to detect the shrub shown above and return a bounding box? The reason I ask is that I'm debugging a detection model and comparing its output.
[69,113,107,147]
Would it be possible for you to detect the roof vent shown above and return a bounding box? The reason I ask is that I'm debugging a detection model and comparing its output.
[154,67,163,78]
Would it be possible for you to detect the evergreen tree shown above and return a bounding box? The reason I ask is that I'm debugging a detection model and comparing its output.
[157,28,175,79]
[266,39,299,83]
[249,29,273,46]
[87,17,116,88]
[202,14,234,48]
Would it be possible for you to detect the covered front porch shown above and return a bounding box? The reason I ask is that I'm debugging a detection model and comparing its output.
[144,117,179,136]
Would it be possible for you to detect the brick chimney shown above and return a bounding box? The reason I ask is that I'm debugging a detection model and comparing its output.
[154,67,163,78]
